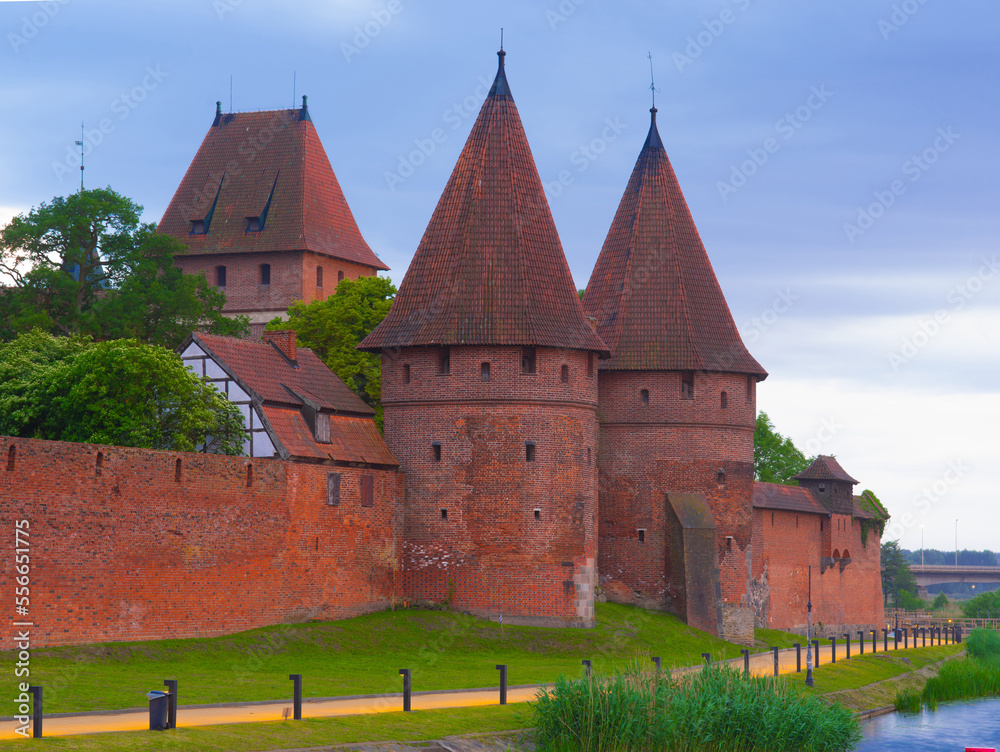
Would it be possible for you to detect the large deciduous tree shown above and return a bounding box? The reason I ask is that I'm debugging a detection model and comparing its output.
[0,188,247,347]
[881,539,919,607]
[0,330,247,454]
[753,412,812,484]
[267,275,396,428]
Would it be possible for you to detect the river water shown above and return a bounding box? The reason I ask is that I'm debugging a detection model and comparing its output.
[858,697,1000,751]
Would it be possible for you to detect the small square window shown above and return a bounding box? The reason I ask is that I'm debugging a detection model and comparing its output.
[481,362,491,381]
[521,347,536,374]
[438,348,450,375]
[432,442,442,462]
[525,441,536,462]
[534,509,541,520]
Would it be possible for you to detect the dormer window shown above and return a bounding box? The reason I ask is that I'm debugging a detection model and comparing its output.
[246,216,261,233]
[190,219,206,235]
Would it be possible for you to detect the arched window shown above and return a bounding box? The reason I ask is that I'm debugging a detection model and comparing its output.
[246,463,254,487]
[175,458,182,482]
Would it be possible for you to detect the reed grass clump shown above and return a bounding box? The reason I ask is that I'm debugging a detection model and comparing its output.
[893,687,921,713]
[533,660,860,752]
[892,629,1000,712]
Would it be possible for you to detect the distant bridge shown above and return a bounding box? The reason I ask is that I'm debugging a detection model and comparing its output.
[910,564,1000,592]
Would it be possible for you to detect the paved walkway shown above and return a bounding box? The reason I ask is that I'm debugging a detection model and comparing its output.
[2,631,951,739]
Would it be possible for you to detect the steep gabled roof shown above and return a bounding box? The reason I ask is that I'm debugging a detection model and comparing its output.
[158,99,388,271]
[582,108,765,377]
[794,455,859,484]
[359,51,607,354]
[193,333,373,416]
[753,482,828,515]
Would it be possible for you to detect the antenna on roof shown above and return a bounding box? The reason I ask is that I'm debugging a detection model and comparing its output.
[230,75,233,112]
[74,121,84,192]
[648,52,659,111]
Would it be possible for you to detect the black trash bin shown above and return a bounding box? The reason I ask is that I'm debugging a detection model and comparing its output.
[147,691,170,730]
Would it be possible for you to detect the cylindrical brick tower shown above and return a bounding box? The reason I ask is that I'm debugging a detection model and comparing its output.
[583,107,767,636]
[359,50,608,627]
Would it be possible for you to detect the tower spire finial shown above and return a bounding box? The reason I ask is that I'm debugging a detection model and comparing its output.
[648,52,659,113]
[500,27,504,52]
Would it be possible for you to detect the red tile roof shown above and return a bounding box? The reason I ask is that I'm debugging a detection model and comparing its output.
[582,109,766,377]
[753,482,827,515]
[194,333,373,416]
[358,52,607,355]
[263,407,398,466]
[157,100,388,271]
[794,455,859,484]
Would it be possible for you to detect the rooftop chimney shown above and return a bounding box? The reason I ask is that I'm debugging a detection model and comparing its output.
[264,330,297,364]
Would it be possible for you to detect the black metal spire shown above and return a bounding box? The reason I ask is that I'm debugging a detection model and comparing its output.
[644,53,663,150]
[489,31,511,98]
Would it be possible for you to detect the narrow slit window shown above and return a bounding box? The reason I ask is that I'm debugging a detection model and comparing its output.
[587,353,594,377]
[361,474,374,507]
[481,362,491,382]
[521,347,536,374]
[820,519,824,532]
[6,445,14,472]
[403,364,411,384]
[587,447,592,464]
[175,458,182,483]
[441,508,448,520]
[96,452,103,477]
[316,266,323,287]
[216,265,227,287]
[641,389,649,405]
[327,472,341,506]
[260,263,271,285]
[337,270,345,283]
[771,512,775,526]
[638,529,645,543]
[561,365,569,383]
[432,442,442,462]
[438,347,450,375]
[246,463,253,487]
[681,372,694,399]
[720,391,728,409]
[525,441,536,462]
[717,469,726,485]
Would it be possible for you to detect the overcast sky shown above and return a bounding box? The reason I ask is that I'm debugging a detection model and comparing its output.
[2,0,997,551]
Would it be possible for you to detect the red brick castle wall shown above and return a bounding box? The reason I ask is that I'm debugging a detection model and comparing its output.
[0,437,403,648]
[381,346,598,627]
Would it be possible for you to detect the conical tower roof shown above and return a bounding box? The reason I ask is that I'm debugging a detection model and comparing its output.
[582,108,766,377]
[359,51,607,354]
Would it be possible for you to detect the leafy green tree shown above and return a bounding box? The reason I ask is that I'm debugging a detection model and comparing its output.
[931,592,949,611]
[882,540,919,607]
[962,589,1000,619]
[753,412,812,484]
[0,188,247,347]
[0,330,246,454]
[896,589,926,611]
[267,275,396,428]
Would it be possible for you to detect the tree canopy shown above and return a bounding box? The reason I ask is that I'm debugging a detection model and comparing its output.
[881,539,920,607]
[962,589,1000,619]
[267,274,397,428]
[753,412,812,484]
[0,188,247,347]
[0,329,247,454]
[902,548,999,567]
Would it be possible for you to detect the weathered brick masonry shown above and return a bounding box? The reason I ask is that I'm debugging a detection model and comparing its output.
[0,438,403,648]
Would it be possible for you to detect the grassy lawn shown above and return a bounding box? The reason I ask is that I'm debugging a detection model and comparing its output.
[0,704,534,752]
[0,603,795,715]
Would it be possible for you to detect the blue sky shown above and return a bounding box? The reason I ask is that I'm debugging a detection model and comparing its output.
[2,0,998,550]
